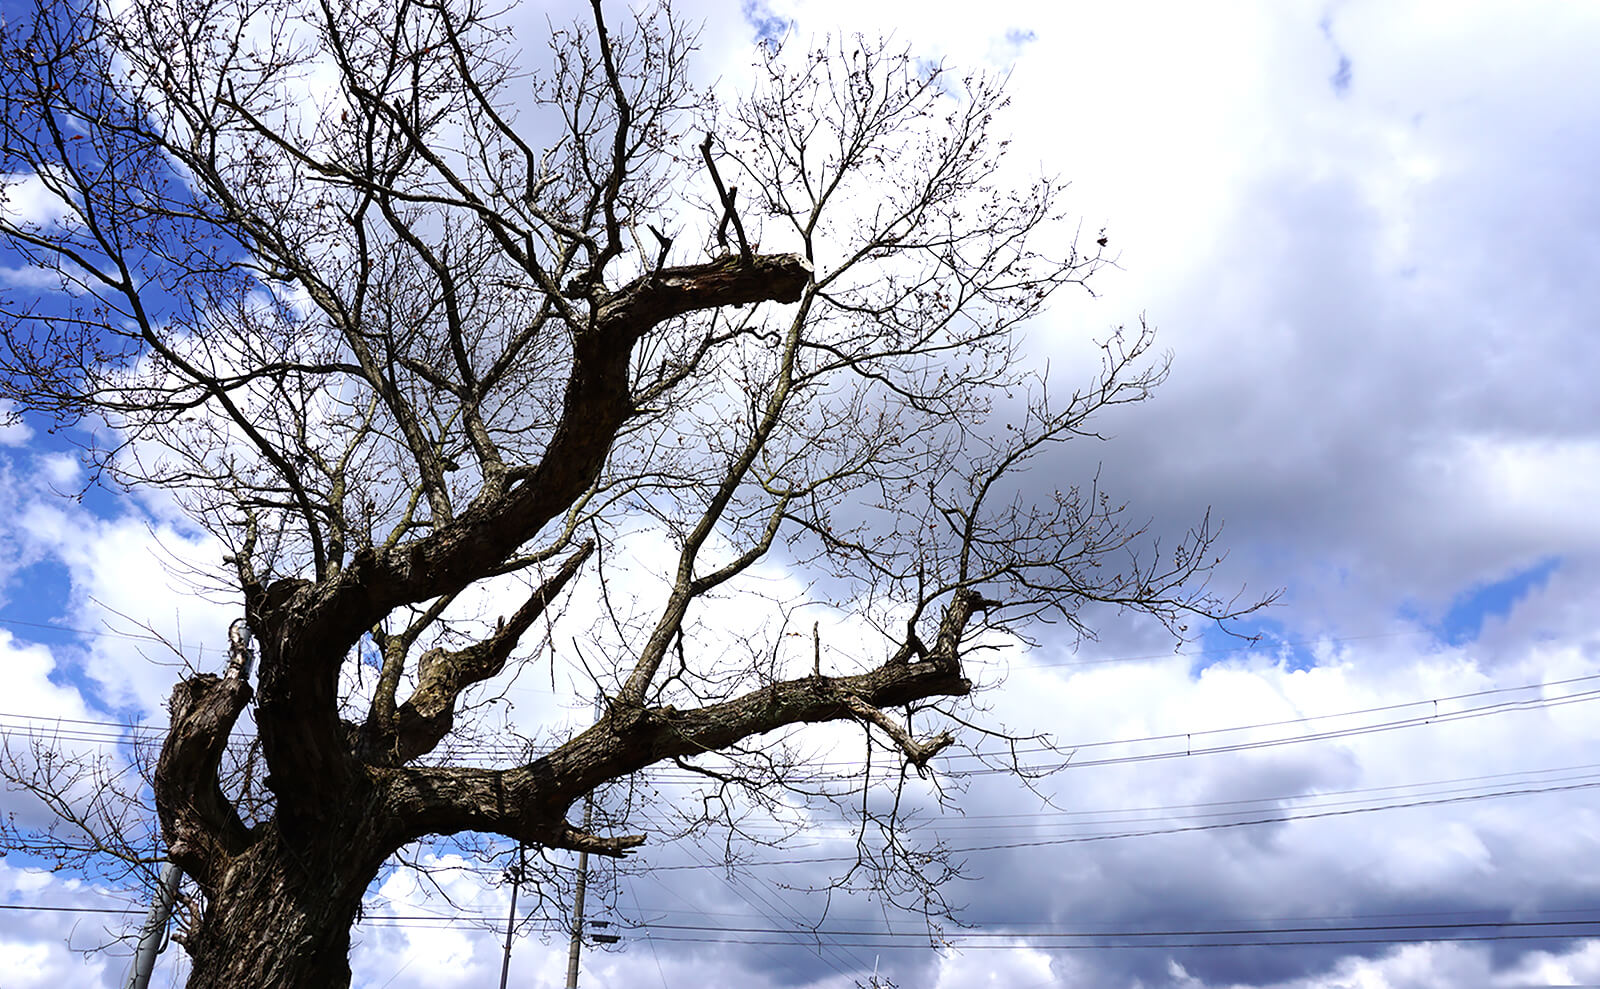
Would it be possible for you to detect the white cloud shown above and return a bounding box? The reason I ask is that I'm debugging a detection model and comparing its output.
[928,943,1059,988]
[0,629,92,723]
[0,402,34,448]
[1198,940,1600,989]
[33,452,80,488]
[0,264,73,293]
[0,171,72,228]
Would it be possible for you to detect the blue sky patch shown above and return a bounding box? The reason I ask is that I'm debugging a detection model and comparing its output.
[741,0,790,45]
[0,557,72,638]
[1433,556,1561,646]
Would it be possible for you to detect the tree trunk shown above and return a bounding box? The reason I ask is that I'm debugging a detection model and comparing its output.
[181,826,382,989]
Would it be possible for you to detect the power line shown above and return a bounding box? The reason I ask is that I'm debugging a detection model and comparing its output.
[634,918,1600,939]
[607,903,1600,929]
[609,762,1600,842]
[0,902,561,925]
[939,687,1600,778]
[1016,672,1600,756]
[633,930,1600,950]
[8,899,1596,951]
[6,689,1597,882]
[624,672,1600,777]
[0,902,142,914]
[633,776,1600,870]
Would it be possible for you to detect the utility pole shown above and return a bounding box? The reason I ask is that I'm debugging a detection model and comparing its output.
[564,693,603,989]
[129,620,254,989]
[563,792,594,988]
[497,844,525,989]
[124,861,181,989]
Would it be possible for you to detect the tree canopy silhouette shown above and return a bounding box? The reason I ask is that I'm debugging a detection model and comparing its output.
[0,0,1264,984]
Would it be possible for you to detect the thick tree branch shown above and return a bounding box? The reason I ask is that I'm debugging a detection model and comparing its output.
[386,588,986,852]
[363,540,595,765]
[154,673,253,889]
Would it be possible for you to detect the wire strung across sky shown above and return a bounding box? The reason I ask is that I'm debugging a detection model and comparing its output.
[619,776,1600,867]
[3,660,1596,962]
[600,760,1600,844]
[4,900,1595,951]
[629,930,1600,950]
[11,757,1579,891]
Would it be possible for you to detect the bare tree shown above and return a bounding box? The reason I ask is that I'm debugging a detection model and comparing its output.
[0,0,1266,985]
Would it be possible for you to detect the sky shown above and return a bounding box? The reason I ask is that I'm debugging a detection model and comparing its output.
[2,0,1600,987]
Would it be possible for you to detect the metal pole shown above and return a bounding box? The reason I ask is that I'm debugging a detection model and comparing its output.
[125,860,181,989]
[564,694,602,989]
[497,844,524,989]
[563,809,592,988]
